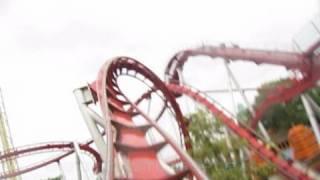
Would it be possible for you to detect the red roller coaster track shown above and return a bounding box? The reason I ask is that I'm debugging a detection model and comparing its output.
[91,57,208,179]
[0,141,102,179]
[167,83,310,180]
[1,43,320,179]
[164,45,320,128]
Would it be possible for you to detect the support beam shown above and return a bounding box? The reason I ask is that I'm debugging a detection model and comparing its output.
[74,87,107,162]
[239,149,246,178]
[0,88,20,180]
[301,94,320,145]
[222,60,271,141]
[86,107,106,127]
[305,94,320,119]
[75,149,82,180]
[223,59,238,122]
[57,161,66,180]
[73,142,92,180]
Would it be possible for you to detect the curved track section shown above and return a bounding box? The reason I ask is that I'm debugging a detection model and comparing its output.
[93,57,207,179]
[164,45,310,83]
[0,142,102,179]
[250,78,317,128]
[164,45,320,128]
[167,83,311,180]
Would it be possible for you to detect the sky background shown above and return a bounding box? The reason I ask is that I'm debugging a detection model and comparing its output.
[0,0,319,179]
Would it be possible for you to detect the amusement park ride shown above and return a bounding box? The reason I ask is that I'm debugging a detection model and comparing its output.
[1,16,320,180]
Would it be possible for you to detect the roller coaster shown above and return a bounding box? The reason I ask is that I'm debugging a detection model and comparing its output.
[1,19,320,180]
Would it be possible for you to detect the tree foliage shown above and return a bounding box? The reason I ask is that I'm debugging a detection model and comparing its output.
[187,109,249,179]
[254,79,320,132]
[187,108,279,179]
[186,79,320,179]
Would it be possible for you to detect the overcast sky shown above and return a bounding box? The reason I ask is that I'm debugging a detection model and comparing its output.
[0,0,318,179]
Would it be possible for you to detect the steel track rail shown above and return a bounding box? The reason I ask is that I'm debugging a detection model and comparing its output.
[92,57,208,179]
[0,142,102,179]
[167,83,312,180]
[164,45,320,128]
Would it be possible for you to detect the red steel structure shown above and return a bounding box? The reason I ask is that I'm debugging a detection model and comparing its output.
[90,57,208,179]
[1,47,320,178]
[1,33,320,179]
[167,83,311,179]
[0,141,102,179]
[164,45,320,129]
[1,50,320,179]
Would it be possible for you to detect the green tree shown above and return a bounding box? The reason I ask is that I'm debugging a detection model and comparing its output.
[187,108,277,179]
[185,78,320,179]
[187,109,249,179]
[237,104,250,123]
[253,79,320,133]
